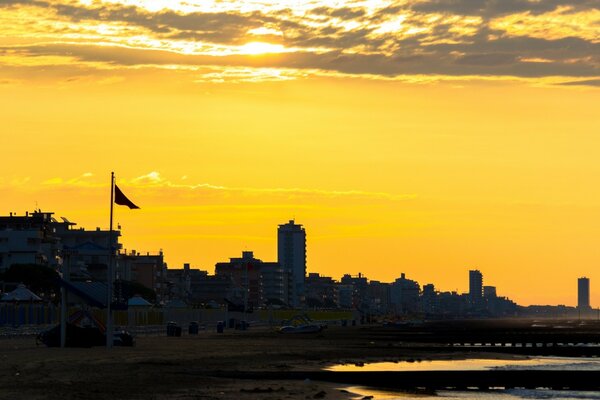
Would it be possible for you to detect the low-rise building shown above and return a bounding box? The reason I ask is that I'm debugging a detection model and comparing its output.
[305,273,338,308]
[390,273,420,315]
[119,250,167,301]
[215,251,285,308]
[0,211,61,270]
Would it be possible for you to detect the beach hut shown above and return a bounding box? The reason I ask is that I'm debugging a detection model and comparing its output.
[127,295,152,327]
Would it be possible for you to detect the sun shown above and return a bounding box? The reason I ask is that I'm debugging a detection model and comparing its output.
[238,42,287,55]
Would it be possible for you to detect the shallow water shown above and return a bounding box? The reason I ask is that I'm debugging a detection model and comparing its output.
[344,387,600,400]
[332,358,600,399]
[327,357,600,372]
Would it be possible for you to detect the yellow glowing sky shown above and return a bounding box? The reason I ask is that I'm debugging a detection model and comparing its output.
[1,0,599,306]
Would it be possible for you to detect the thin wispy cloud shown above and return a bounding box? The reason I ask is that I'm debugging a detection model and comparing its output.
[14,172,416,202]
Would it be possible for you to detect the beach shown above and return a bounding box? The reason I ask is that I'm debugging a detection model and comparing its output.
[2,324,598,399]
[0,325,493,399]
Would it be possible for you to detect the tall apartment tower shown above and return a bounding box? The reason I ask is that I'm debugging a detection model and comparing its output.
[278,220,306,308]
[578,277,591,310]
[469,269,483,304]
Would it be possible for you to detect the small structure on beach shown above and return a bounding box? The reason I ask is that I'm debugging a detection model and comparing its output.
[128,295,152,308]
[0,284,43,302]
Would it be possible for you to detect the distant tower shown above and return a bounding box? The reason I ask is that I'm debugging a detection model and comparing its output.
[469,269,483,304]
[578,277,591,310]
[278,220,306,308]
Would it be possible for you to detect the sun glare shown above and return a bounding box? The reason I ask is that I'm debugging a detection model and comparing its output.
[238,41,286,55]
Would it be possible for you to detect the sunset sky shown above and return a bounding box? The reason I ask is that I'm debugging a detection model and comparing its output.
[1,0,599,306]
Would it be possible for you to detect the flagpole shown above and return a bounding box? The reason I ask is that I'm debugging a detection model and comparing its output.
[107,171,115,349]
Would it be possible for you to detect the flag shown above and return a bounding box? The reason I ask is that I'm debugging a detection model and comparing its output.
[114,185,140,209]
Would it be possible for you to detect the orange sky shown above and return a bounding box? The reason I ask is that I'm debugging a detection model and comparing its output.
[1,0,599,306]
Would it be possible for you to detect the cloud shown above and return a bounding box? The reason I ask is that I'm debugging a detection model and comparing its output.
[131,171,164,185]
[50,2,274,45]
[12,172,416,202]
[558,78,600,86]
[409,0,600,17]
[3,40,599,80]
[456,52,518,66]
[0,0,598,83]
[41,173,102,187]
[310,6,367,20]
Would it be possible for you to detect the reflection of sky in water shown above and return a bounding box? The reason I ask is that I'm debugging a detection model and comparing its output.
[344,387,600,400]
[333,358,600,399]
[327,357,600,372]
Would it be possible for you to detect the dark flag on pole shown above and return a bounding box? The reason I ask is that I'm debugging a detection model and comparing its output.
[114,185,140,209]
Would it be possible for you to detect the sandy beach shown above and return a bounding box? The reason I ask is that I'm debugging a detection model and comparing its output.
[0,325,479,399]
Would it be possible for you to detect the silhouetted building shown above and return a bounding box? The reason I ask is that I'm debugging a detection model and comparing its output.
[278,220,306,308]
[0,211,61,270]
[483,286,496,299]
[119,250,167,301]
[469,269,483,305]
[390,273,420,315]
[340,273,369,309]
[305,273,337,308]
[437,291,467,317]
[215,251,284,308]
[337,284,354,309]
[367,280,391,314]
[0,210,125,281]
[166,263,192,300]
[520,304,578,318]
[578,277,591,310]
[55,218,121,279]
[421,283,437,314]
[192,273,232,305]
[168,263,232,305]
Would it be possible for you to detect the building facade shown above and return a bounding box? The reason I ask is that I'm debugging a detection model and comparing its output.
[0,211,61,270]
[215,251,285,308]
[390,273,420,315]
[469,269,483,306]
[167,263,232,305]
[277,220,306,308]
[578,277,591,310]
[305,273,338,308]
[54,218,121,279]
[119,250,167,301]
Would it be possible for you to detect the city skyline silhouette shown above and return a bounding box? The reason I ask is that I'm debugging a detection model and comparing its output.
[1,0,599,306]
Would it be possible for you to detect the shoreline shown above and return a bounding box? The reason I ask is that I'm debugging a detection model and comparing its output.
[1,326,598,399]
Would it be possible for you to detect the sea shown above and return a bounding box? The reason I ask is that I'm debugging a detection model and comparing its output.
[326,357,600,400]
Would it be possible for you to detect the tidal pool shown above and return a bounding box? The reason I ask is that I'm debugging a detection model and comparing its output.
[327,357,600,372]
[330,358,600,399]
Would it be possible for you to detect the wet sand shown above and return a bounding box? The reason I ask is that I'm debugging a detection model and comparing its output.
[0,325,531,399]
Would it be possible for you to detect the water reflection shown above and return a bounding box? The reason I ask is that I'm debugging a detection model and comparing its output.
[327,357,600,372]
[344,387,600,400]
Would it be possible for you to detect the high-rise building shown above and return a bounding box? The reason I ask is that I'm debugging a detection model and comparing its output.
[277,220,306,308]
[469,269,483,304]
[578,277,591,310]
